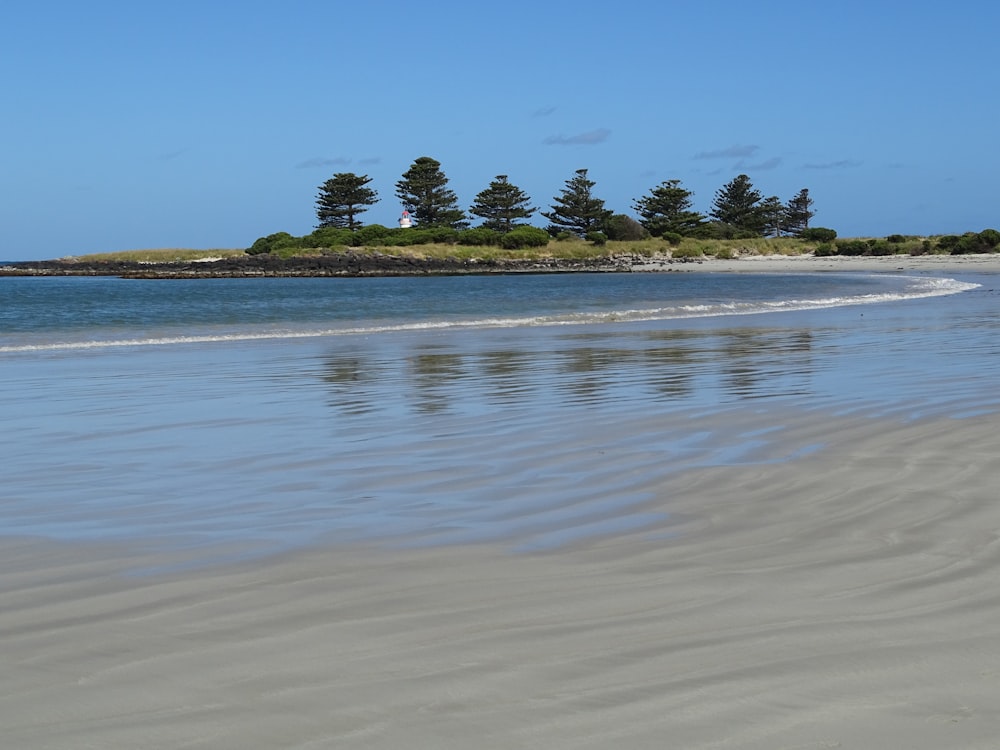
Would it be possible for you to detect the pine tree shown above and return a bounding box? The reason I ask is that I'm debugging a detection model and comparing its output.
[710,174,765,235]
[632,179,706,237]
[785,188,816,236]
[315,173,379,230]
[541,168,613,236]
[469,175,536,233]
[394,156,468,229]
[759,195,787,238]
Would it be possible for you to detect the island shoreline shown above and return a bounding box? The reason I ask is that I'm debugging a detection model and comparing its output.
[6,251,1000,278]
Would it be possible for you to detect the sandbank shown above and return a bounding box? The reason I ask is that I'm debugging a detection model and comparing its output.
[633,251,1000,274]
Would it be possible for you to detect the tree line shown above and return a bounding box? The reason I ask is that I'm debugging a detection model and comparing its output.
[313,156,818,243]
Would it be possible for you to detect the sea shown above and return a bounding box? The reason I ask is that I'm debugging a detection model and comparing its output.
[1,270,997,569]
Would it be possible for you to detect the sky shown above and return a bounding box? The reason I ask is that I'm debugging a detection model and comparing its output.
[3,0,999,259]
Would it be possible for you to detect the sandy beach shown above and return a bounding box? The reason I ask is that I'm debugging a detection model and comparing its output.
[3,256,999,749]
[636,250,1000,275]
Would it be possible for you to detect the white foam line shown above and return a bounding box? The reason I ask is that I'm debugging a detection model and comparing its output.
[0,276,979,354]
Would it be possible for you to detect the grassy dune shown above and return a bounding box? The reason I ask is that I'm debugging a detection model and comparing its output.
[62,248,247,263]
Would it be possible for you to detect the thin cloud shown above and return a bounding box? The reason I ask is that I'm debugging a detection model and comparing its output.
[694,144,759,160]
[358,157,382,165]
[737,156,782,171]
[532,105,557,117]
[543,128,611,146]
[159,148,187,161]
[295,156,351,169]
[803,159,862,169]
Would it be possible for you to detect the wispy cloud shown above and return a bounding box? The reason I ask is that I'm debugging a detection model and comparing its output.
[694,144,759,160]
[358,156,382,165]
[803,159,862,169]
[735,156,782,171]
[532,105,557,117]
[295,156,352,169]
[159,148,187,161]
[543,128,611,146]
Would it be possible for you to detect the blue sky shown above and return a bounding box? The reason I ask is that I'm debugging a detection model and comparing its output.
[4,0,999,259]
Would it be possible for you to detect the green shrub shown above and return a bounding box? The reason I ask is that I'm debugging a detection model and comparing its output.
[501,226,551,249]
[380,228,417,246]
[661,232,683,246]
[868,240,901,256]
[814,242,837,257]
[978,228,1000,248]
[352,224,392,246]
[799,227,838,242]
[586,231,607,246]
[949,232,993,254]
[246,231,300,255]
[604,214,649,241]
[935,235,961,251]
[422,226,460,244]
[380,228,452,246]
[305,227,353,248]
[553,231,575,241]
[835,239,871,256]
[458,227,502,246]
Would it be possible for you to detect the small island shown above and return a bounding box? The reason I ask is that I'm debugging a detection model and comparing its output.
[5,156,999,278]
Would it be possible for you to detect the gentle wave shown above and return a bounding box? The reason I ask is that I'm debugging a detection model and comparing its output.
[0,276,979,353]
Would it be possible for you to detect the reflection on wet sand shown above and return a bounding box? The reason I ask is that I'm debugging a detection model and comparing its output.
[320,324,819,417]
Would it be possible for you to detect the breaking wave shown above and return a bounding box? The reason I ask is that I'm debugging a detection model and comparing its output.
[0,275,979,353]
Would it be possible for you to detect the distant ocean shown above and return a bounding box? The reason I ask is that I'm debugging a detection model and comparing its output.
[1,271,995,569]
[0,272,974,352]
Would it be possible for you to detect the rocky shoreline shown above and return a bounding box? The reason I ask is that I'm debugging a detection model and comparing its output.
[1,252,652,278]
[7,251,1000,279]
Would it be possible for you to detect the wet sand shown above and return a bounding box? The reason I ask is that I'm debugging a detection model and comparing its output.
[4,410,1000,748]
[635,251,1000,274]
[3,258,1000,748]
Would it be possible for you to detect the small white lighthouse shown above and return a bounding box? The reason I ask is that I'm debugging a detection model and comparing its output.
[398,210,413,229]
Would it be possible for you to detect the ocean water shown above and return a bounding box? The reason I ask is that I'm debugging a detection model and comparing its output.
[1,270,996,567]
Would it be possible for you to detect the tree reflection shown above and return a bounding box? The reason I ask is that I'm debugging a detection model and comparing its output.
[409,350,467,414]
[317,324,818,418]
[322,354,382,415]
[718,329,814,399]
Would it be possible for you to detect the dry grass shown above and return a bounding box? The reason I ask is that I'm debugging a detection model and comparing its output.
[65,248,246,263]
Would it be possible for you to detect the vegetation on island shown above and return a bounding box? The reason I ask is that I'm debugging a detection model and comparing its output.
[243,154,1000,262]
[41,155,998,266]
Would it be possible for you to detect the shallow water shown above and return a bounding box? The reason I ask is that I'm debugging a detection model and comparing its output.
[1,271,997,566]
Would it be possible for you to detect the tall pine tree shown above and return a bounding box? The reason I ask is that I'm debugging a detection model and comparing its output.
[469,175,536,233]
[785,188,815,236]
[315,173,379,230]
[541,168,612,236]
[710,174,765,235]
[394,156,468,228]
[632,179,706,237]
[759,195,787,238]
